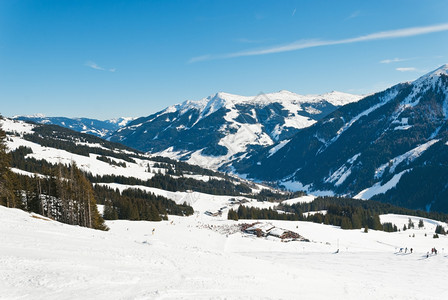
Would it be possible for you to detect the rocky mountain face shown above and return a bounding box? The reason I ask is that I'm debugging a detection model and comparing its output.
[13,115,135,139]
[109,90,362,169]
[234,65,448,212]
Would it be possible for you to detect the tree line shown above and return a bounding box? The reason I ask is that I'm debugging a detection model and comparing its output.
[94,185,193,221]
[228,196,448,233]
[87,173,252,196]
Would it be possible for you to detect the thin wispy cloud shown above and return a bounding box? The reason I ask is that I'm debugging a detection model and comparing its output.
[380,58,409,64]
[396,67,418,72]
[189,23,448,63]
[85,61,116,72]
[346,10,360,20]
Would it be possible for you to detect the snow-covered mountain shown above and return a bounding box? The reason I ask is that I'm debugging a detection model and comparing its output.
[12,115,135,139]
[235,64,448,212]
[110,90,362,169]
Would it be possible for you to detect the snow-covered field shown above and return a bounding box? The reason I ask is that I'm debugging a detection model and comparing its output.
[2,205,448,300]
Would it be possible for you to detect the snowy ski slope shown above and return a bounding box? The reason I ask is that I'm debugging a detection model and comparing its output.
[1,205,448,299]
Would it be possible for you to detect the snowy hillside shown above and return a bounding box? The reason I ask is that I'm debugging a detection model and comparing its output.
[0,117,291,216]
[2,205,448,299]
[110,90,362,170]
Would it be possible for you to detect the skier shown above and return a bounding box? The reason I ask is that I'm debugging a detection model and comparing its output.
[405,247,408,253]
[152,228,155,235]
[410,248,413,253]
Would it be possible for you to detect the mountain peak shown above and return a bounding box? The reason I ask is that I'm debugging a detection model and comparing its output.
[414,64,448,85]
[424,64,448,77]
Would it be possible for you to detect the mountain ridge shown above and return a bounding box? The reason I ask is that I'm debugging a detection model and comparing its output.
[12,115,136,139]
[111,90,363,169]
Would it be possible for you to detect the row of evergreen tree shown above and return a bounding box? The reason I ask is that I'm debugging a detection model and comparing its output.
[94,185,193,221]
[228,196,448,233]
[227,205,396,232]
[87,173,252,197]
[282,196,448,223]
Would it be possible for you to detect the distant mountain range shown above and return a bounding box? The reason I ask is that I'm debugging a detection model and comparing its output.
[109,90,362,169]
[12,115,135,139]
[10,64,448,212]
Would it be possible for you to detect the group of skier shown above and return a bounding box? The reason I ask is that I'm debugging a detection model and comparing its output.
[397,246,444,258]
[398,246,443,258]
[425,247,438,258]
[398,247,413,254]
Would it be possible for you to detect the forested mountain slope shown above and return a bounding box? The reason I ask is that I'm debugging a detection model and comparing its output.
[234,65,448,212]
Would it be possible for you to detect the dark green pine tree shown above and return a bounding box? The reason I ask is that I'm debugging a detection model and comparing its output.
[148,204,161,221]
[408,218,414,229]
[435,225,446,235]
[418,219,424,228]
[340,217,353,229]
[103,199,118,220]
[227,208,238,221]
[351,212,362,229]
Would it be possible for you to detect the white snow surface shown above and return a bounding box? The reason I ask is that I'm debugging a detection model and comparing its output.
[170,90,362,118]
[267,139,290,157]
[0,118,35,135]
[281,179,335,196]
[355,169,410,200]
[281,195,316,205]
[6,136,157,180]
[107,117,137,127]
[10,168,46,178]
[2,205,448,299]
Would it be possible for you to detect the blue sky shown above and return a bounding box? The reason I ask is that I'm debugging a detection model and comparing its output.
[1,0,448,119]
